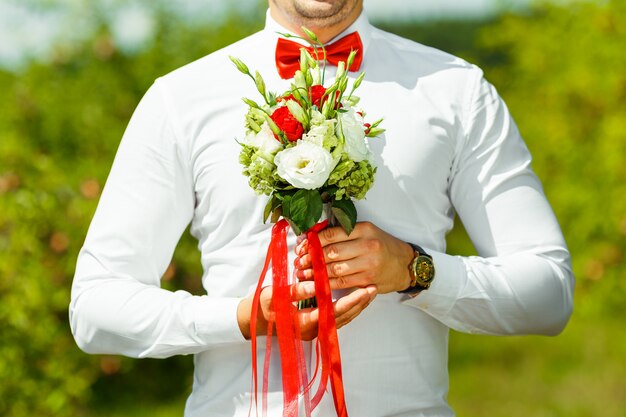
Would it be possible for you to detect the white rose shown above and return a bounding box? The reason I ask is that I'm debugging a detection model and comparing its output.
[274,141,336,189]
[338,108,370,162]
[245,122,282,155]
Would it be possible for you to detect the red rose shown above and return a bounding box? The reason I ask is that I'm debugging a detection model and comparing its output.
[309,85,342,110]
[270,106,304,142]
[277,93,296,103]
[309,85,326,108]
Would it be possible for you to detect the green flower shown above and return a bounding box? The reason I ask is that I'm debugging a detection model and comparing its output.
[245,107,267,134]
[240,146,282,196]
[328,157,376,200]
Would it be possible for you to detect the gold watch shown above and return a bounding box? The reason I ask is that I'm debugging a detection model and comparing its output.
[398,243,435,297]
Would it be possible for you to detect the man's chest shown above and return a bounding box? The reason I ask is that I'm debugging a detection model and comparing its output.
[186,77,460,246]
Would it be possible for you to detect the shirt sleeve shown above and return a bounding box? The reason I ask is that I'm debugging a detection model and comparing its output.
[405,69,575,336]
[69,80,246,359]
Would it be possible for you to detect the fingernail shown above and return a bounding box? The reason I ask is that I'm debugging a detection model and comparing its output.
[303,281,315,296]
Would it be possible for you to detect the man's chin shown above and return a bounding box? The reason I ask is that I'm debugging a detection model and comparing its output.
[293,0,350,20]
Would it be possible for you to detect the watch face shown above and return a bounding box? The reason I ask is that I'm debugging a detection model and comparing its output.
[414,255,435,286]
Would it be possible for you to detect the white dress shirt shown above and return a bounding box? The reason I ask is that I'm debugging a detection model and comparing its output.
[70,10,574,417]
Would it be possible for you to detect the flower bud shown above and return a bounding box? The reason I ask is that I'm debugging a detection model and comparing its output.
[346,95,360,106]
[311,66,321,85]
[352,72,366,91]
[300,48,310,74]
[336,61,346,80]
[346,50,357,70]
[299,49,315,67]
[291,86,304,102]
[286,100,309,126]
[339,77,349,94]
[229,56,250,75]
[263,113,283,137]
[242,97,261,109]
[370,118,384,128]
[366,127,386,137]
[294,70,307,90]
[322,97,334,118]
[301,26,319,43]
[305,70,313,87]
[324,84,339,108]
[255,71,266,97]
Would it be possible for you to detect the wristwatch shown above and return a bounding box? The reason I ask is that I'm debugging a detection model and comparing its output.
[398,243,435,297]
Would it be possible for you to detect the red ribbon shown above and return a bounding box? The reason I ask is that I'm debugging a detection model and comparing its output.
[250,219,348,417]
[275,32,363,79]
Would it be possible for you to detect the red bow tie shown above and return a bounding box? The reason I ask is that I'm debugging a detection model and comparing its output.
[275,31,363,79]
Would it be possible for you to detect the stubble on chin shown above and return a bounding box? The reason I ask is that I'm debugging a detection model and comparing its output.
[289,0,358,29]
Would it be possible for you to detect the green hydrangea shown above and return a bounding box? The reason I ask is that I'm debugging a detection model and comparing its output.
[328,156,376,200]
[240,145,281,195]
[245,107,267,134]
[239,144,255,167]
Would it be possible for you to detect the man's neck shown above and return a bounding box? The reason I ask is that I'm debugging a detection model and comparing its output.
[268,5,362,44]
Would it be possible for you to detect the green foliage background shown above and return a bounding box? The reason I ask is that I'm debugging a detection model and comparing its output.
[1,0,624,416]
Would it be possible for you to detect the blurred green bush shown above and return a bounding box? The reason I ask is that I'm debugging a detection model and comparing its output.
[0,6,263,416]
[477,0,626,317]
[0,0,624,416]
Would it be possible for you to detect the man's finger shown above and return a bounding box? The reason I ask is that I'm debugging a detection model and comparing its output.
[294,267,313,281]
[326,251,378,278]
[333,286,377,328]
[328,272,372,290]
[317,225,351,246]
[290,281,316,301]
[317,221,375,247]
[295,238,308,255]
[295,253,312,269]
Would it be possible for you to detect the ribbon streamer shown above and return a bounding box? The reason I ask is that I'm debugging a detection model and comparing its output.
[249,219,348,417]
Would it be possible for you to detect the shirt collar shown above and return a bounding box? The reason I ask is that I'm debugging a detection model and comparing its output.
[263,9,372,56]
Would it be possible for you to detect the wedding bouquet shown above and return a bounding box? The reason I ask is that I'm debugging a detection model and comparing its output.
[231,29,383,236]
[230,28,384,417]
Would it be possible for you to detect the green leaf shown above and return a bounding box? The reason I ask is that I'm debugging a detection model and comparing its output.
[331,198,357,235]
[263,195,281,223]
[285,218,302,236]
[271,206,283,224]
[320,186,338,203]
[287,189,323,234]
[282,194,292,218]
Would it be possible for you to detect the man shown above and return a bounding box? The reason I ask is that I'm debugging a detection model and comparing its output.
[70,0,575,416]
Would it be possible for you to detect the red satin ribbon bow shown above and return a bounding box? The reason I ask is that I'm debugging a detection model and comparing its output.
[250,219,348,417]
[275,32,363,79]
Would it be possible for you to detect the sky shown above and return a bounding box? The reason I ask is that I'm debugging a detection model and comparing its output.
[0,0,533,71]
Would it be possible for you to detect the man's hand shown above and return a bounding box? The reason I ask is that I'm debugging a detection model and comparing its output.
[295,222,415,294]
[237,281,377,341]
